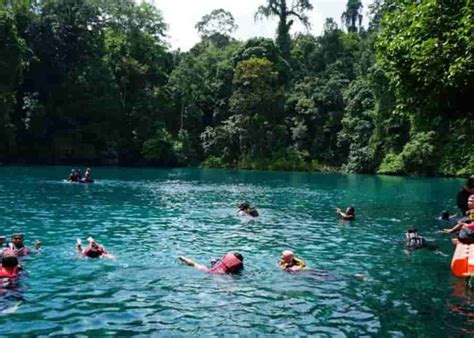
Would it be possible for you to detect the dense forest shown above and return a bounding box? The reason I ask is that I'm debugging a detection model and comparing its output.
[0,0,472,176]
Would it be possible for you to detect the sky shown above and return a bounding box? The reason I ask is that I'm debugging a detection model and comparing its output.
[149,0,374,51]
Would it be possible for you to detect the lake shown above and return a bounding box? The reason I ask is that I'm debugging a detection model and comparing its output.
[0,166,471,336]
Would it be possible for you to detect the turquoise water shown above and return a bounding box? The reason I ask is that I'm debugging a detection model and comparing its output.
[0,166,472,336]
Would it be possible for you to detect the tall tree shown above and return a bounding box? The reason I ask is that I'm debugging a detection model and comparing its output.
[195,8,237,46]
[341,0,363,33]
[255,0,313,58]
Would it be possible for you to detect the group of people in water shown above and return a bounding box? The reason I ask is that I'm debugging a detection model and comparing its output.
[66,168,93,183]
[0,234,41,279]
[2,175,474,282]
[401,176,474,253]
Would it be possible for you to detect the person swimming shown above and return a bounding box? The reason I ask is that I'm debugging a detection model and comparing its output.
[279,250,306,272]
[178,253,244,274]
[0,251,21,279]
[80,168,93,183]
[336,206,355,220]
[238,202,259,217]
[76,237,113,259]
[405,228,441,253]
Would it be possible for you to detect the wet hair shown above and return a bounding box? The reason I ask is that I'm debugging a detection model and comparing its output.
[239,202,250,210]
[407,227,418,234]
[234,253,243,262]
[441,211,450,220]
[85,248,101,258]
[347,206,355,215]
[2,255,18,268]
[12,233,24,239]
[231,254,244,273]
[249,209,259,217]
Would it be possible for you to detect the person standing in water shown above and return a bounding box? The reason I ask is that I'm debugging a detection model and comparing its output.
[6,234,40,257]
[336,206,355,220]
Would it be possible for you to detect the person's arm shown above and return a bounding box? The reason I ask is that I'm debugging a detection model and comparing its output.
[443,222,465,234]
[76,239,83,254]
[336,209,353,220]
[464,185,474,194]
[178,256,208,271]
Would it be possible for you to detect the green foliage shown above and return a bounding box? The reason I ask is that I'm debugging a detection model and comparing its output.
[0,0,471,176]
[378,131,438,175]
[195,9,237,46]
[377,153,404,175]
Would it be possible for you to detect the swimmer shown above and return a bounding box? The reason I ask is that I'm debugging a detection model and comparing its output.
[76,237,113,259]
[81,168,93,183]
[6,233,40,257]
[178,253,244,274]
[0,251,21,278]
[405,228,442,254]
[336,206,355,221]
[238,202,259,217]
[279,250,306,272]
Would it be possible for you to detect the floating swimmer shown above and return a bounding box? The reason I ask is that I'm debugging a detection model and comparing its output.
[279,250,306,272]
[76,237,113,259]
[178,253,244,274]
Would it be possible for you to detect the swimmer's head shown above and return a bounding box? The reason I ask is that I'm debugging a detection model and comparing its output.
[406,227,419,239]
[281,250,294,263]
[249,209,259,217]
[239,202,250,211]
[346,206,355,215]
[1,252,18,268]
[11,233,24,247]
[441,211,450,220]
[234,253,243,262]
[85,248,101,258]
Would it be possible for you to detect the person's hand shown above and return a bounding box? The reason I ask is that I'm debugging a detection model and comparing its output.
[336,208,341,213]
[76,238,82,245]
[34,240,41,250]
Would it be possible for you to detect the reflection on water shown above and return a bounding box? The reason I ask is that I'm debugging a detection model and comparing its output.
[0,166,470,335]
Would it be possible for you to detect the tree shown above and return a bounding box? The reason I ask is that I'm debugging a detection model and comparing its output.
[195,9,237,46]
[341,0,363,33]
[255,0,313,58]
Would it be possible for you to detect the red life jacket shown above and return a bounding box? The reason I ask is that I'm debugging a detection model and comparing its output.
[0,266,18,278]
[210,253,242,274]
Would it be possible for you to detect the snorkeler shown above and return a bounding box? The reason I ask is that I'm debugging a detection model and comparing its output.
[76,237,113,259]
[336,206,355,220]
[0,251,21,278]
[178,253,244,274]
[6,233,40,257]
[238,202,259,217]
[279,250,306,272]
